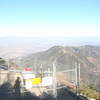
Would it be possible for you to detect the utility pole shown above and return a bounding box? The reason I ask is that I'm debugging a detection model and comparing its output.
[0,68,1,85]
[0,59,1,85]
[75,63,80,100]
[48,68,50,77]
[53,62,57,99]
[40,64,43,78]
[75,62,77,92]
[7,59,10,82]
[40,64,43,88]
[34,58,37,74]
[8,59,10,70]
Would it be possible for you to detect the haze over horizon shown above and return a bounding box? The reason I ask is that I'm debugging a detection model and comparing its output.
[0,36,100,58]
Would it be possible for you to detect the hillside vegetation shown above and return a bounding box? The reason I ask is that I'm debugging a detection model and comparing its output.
[14,45,100,85]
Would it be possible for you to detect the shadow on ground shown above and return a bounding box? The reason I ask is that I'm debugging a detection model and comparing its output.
[0,82,88,100]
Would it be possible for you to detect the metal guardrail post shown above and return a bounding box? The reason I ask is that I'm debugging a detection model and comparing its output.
[53,62,57,99]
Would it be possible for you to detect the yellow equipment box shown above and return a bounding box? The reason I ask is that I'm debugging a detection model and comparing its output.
[31,78,41,85]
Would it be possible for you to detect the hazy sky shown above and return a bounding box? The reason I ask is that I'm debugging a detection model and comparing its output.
[0,0,100,37]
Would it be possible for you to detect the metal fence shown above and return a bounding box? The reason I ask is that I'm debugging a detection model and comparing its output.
[0,62,80,100]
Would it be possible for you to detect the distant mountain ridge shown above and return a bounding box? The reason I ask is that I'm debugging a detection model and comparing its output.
[14,45,100,85]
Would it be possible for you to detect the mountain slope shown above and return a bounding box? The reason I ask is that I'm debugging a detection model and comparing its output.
[14,45,100,85]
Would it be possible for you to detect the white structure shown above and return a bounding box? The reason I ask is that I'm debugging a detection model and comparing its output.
[23,73,35,79]
[25,79,33,89]
[41,76,53,86]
